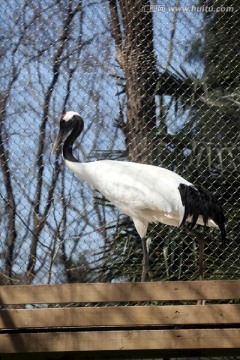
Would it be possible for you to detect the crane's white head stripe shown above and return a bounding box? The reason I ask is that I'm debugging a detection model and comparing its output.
[61,111,81,121]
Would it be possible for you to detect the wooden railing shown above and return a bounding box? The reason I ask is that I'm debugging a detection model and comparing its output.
[0,280,240,357]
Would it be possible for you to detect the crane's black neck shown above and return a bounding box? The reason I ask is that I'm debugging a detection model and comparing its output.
[62,117,84,162]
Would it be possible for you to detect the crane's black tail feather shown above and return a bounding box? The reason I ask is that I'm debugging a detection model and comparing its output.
[178,184,226,245]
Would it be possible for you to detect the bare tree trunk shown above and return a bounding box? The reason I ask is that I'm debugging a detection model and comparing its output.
[0,93,17,281]
[27,1,82,280]
[0,117,17,280]
[109,0,157,164]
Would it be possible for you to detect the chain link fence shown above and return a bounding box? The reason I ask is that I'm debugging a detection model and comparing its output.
[0,0,239,286]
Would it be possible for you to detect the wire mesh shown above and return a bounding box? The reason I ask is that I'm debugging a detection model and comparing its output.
[0,0,239,286]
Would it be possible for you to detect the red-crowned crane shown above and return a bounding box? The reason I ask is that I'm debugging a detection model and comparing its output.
[52,111,226,281]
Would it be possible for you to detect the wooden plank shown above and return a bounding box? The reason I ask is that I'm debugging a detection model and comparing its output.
[0,304,240,329]
[0,280,240,305]
[0,328,240,353]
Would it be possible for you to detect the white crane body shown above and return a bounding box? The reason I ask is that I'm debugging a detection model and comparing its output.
[65,159,217,238]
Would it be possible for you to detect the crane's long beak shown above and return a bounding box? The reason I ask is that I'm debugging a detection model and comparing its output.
[51,129,65,155]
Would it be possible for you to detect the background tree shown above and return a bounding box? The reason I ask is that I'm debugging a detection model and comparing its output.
[109,0,158,164]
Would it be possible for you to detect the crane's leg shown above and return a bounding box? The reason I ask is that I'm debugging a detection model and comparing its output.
[192,230,205,280]
[198,233,205,281]
[141,237,149,282]
[195,232,206,305]
[183,226,205,279]
[184,226,206,304]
